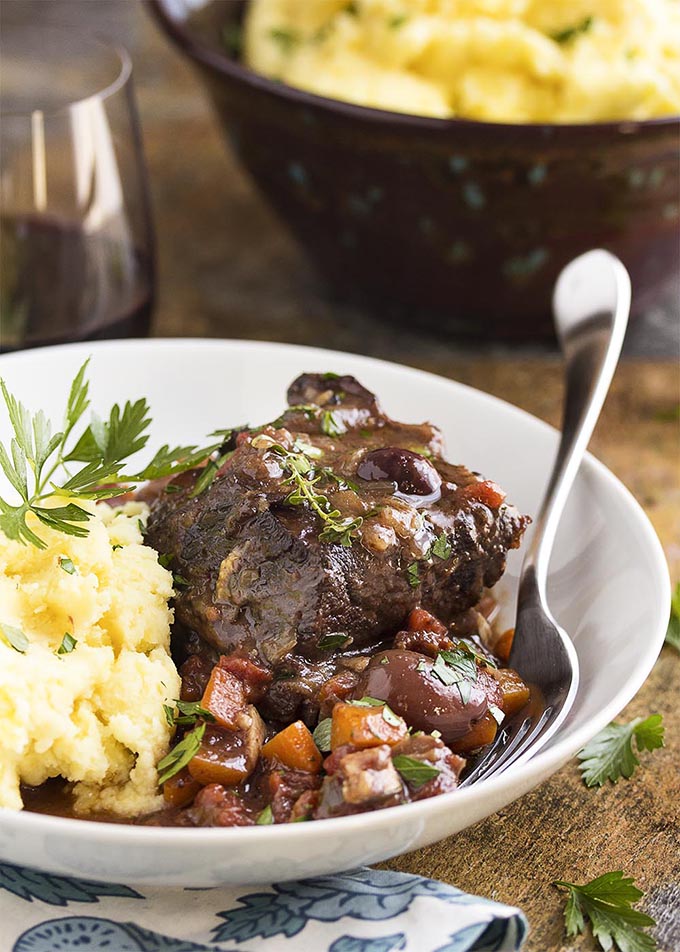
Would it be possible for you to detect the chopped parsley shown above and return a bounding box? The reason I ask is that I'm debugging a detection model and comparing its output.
[163,700,215,729]
[317,632,351,651]
[430,532,452,561]
[392,755,440,787]
[389,14,408,29]
[269,28,300,54]
[550,16,593,45]
[429,647,484,705]
[320,410,346,438]
[58,556,76,575]
[157,722,206,785]
[0,621,29,653]
[553,872,656,952]
[57,632,77,655]
[349,696,403,727]
[406,562,420,587]
[313,718,332,752]
[577,714,664,787]
[256,804,274,825]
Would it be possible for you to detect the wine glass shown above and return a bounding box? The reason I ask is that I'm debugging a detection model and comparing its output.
[0,25,154,351]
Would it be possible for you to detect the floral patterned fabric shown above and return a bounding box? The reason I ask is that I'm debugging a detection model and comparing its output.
[2,863,527,951]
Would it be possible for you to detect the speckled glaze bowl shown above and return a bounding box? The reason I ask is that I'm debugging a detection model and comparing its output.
[149,0,680,342]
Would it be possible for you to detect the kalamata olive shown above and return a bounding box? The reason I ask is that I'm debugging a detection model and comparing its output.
[357,448,442,496]
[352,649,502,744]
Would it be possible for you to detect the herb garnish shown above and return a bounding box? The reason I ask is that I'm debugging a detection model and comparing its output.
[550,16,593,45]
[256,439,362,546]
[256,804,274,825]
[430,533,452,561]
[389,14,408,29]
[57,632,77,655]
[553,872,656,952]
[58,556,76,575]
[665,581,680,652]
[313,718,332,752]
[0,361,230,549]
[269,28,300,53]
[428,646,487,705]
[349,696,403,727]
[406,562,420,587]
[221,23,242,57]
[163,700,215,728]
[317,632,351,651]
[577,714,664,787]
[392,755,440,787]
[157,722,206,785]
[320,410,346,438]
[0,621,29,653]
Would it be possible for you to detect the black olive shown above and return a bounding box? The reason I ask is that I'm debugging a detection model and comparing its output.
[356,447,442,496]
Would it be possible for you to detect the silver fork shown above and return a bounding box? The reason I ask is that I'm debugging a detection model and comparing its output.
[460,249,632,787]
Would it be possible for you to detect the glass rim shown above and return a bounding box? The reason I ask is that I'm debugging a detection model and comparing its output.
[0,26,132,119]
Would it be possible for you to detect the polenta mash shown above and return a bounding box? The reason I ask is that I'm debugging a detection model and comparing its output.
[0,501,180,816]
[244,0,680,122]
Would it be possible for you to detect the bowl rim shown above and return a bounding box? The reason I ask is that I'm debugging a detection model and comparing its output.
[147,0,680,136]
[0,337,671,851]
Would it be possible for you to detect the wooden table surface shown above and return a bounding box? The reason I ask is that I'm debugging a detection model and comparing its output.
[8,3,680,949]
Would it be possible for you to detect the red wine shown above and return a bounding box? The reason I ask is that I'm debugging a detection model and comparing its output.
[0,214,153,352]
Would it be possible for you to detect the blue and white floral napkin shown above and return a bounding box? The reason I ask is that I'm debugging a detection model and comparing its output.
[2,863,528,951]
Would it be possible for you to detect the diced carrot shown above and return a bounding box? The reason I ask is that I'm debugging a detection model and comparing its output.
[406,607,447,636]
[490,667,531,717]
[218,656,272,702]
[200,665,246,730]
[261,721,323,773]
[330,702,408,751]
[493,627,515,663]
[451,712,498,753]
[459,480,506,509]
[163,767,202,808]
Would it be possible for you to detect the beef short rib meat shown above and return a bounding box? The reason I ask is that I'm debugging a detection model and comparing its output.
[146,373,529,677]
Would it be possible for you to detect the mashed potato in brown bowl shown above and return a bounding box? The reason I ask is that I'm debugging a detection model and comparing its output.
[0,501,179,816]
[244,0,680,122]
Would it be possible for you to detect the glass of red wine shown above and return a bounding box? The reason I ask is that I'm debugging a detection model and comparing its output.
[0,26,154,351]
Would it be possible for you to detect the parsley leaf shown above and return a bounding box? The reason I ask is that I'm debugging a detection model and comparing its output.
[317,632,351,650]
[0,363,229,549]
[313,718,332,752]
[164,699,215,728]
[320,410,346,438]
[554,872,656,952]
[157,722,206,785]
[256,804,274,825]
[269,28,299,53]
[550,16,594,44]
[58,556,77,575]
[430,532,452,561]
[577,715,664,787]
[665,581,680,652]
[407,562,420,587]
[392,755,440,787]
[56,632,77,655]
[0,621,29,653]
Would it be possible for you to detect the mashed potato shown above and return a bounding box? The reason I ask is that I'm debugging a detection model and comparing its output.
[244,0,680,122]
[0,501,180,816]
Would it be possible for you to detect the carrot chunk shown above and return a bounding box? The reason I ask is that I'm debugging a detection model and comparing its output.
[330,702,408,751]
[261,721,323,773]
[493,627,515,663]
[200,665,247,730]
[451,711,498,753]
[490,667,531,717]
[163,767,202,808]
[188,708,265,786]
[459,480,506,509]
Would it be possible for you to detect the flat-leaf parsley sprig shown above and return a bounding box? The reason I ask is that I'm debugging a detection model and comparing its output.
[0,360,228,549]
[577,714,665,787]
[554,871,657,952]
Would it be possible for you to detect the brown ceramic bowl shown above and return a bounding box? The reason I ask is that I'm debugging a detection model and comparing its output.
[149,0,680,342]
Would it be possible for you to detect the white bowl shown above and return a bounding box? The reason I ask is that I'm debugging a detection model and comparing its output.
[0,339,669,886]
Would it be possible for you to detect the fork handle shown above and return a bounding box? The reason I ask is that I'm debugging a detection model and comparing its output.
[523,251,631,600]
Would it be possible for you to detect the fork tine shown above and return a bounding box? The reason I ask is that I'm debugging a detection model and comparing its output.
[458,707,554,787]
